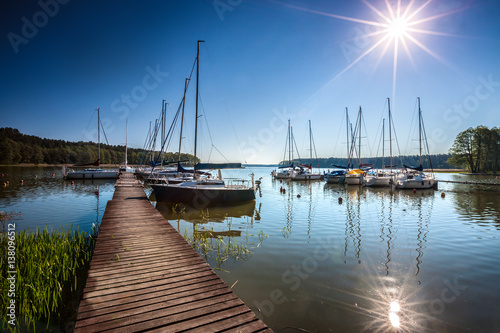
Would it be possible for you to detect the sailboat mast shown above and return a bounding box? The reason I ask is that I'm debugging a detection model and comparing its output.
[97,107,100,162]
[288,119,291,164]
[418,97,422,167]
[358,106,362,168]
[309,120,312,162]
[194,40,204,179]
[382,118,385,169]
[161,100,166,166]
[178,78,189,165]
[125,118,128,166]
[346,107,349,169]
[388,97,393,172]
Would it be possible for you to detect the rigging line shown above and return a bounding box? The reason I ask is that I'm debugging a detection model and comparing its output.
[292,127,302,162]
[84,111,96,140]
[390,106,403,167]
[153,98,184,167]
[333,111,346,157]
[99,118,110,145]
[223,98,247,164]
[211,144,232,163]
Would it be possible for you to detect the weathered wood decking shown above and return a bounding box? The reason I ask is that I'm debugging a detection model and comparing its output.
[74,172,271,332]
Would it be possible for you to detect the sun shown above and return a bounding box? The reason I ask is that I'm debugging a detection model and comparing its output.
[277,0,467,106]
[387,17,409,38]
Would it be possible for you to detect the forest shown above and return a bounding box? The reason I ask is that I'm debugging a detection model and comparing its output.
[448,126,499,173]
[0,127,197,166]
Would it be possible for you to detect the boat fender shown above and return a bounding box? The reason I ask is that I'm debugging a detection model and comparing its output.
[20,180,23,184]
[413,189,417,194]
[338,197,343,204]
[297,194,301,198]
[441,192,445,198]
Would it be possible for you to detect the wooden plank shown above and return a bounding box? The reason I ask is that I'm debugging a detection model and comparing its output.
[74,172,272,332]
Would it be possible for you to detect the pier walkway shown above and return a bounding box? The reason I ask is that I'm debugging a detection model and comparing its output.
[74,172,271,332]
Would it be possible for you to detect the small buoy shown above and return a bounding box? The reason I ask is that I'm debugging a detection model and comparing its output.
[441,192,445,198]
[338,197,343,204]
[282,188,286,194]
[6,181,9,185]
[52,173,55,178]
[413,189,417,194]
[71,180,74,185]
[34,175,37,178]
[20,180,23,184]
[297,194,301,198]
[280,179,283,183]
[3,182,6,187]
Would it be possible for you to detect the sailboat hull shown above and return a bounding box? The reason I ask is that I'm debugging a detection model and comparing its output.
[151,183,255,208]
[65,169,119,179]
[345,174,365,185]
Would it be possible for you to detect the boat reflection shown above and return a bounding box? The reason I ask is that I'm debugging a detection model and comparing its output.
[155,200,263,269]
[156,200,256,224]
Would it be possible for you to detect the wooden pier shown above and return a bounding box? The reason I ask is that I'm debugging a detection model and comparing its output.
[74,172,271,332]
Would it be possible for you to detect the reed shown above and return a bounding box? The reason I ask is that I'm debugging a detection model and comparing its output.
[0,218,97,331]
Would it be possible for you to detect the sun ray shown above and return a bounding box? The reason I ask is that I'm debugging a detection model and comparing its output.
[384,0,397,21]
[372,35,394,74]
[405,0,433,22]
[362,0,392,24]
[392,37,399,104]
[273,1,386,27]
[401,0,416,20]
[333,34,392,82]
[407,27,466,38]
[400,33,416,70]
[404,33,443,63]
[409,4,471,26]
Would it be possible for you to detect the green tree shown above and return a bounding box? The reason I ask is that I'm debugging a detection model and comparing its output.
[449,126,499,173]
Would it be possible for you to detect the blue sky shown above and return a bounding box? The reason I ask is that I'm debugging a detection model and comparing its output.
[1,0,499,164]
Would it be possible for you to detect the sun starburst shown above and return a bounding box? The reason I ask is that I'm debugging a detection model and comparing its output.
[276,0,469,107]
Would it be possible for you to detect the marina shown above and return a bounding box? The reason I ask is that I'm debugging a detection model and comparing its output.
[1,166,499,331]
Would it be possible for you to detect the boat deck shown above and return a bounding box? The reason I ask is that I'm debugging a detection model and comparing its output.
[74,172,271,332]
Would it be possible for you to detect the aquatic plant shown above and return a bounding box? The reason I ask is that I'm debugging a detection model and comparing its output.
[0,223,97,331]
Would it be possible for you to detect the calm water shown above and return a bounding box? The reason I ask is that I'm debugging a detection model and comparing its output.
[2,166,500,332]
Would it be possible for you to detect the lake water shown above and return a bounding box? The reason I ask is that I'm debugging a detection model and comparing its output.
[1,166,500,332]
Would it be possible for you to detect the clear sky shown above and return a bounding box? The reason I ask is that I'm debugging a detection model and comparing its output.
[1,0,499,164]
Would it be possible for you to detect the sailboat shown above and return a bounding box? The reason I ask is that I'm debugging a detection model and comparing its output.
[325,107,349,184]
[395,98,438,189]
[63,108,119,179]
[151,41,255,207]
[272,119,295,179]
[366,98,396,187]
[345,107,367,186]
[290,120,323,180]
[120,118,134,172]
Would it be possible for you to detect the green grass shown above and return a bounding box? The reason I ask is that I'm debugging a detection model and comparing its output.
[1,214,97,332]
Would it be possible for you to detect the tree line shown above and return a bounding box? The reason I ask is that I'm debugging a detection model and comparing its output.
[448,126,499,173]
[291,154,455,170]
[0,128,197,166]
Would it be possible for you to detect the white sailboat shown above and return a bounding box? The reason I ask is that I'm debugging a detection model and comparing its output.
[395,98,438,189]
[291,120,323,180]
[151,41,255,207]
[345,107,366,186]
[63,108,119,179]
[120,118,134,172]
[272,119,295,179]
[366,98,396,187]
